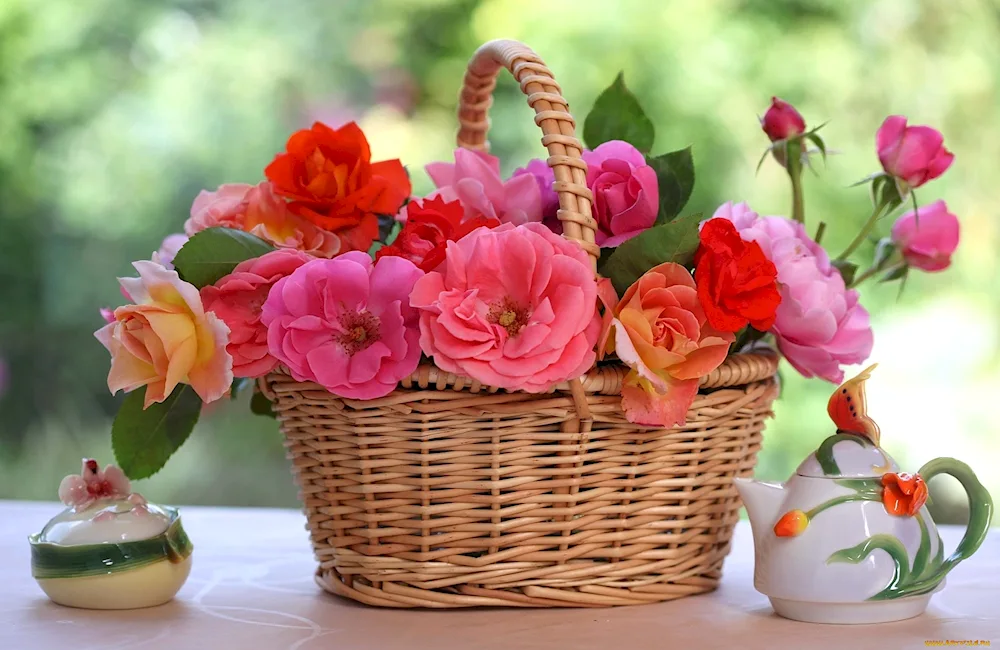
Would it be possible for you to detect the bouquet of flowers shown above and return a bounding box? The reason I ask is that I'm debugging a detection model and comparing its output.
[97,76,958,479]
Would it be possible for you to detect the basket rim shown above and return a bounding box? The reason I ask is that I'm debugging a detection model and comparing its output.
[263,351,778,397]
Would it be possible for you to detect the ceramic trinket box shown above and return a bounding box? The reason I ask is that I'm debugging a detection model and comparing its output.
[736,365,993,624]
[29,459,193,609]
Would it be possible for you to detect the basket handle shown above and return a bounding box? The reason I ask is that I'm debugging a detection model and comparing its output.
[457,39,599,267]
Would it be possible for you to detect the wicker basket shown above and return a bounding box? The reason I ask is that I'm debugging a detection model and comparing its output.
[261,39,780,608]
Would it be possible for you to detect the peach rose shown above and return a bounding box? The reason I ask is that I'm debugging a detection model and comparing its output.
[185,183,252,235]
[185,182,341,258]
[598,264,734,426]
[95,261,233,408]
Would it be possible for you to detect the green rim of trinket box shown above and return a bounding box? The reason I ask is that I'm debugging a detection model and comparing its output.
[29,507,193,580]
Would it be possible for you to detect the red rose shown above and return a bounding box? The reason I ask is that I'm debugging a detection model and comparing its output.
[376,196,499,271]
[264,121,411,253]
[694,217,781,333]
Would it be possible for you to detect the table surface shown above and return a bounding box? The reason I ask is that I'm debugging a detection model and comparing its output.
[2,501,997,650]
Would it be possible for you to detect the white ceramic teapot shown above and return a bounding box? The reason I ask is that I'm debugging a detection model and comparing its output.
[735,365,993,624]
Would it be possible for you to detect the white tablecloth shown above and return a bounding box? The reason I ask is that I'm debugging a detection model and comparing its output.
[2,501,997,649]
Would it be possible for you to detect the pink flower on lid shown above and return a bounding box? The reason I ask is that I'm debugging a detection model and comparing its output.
[583,141,659,247]
[410,222,600,393]
[711,202,873,383]
[201,249,312,378]
[876,116,954,189]
[261,252,424,399]
[425,149,543,226]
[760,97,806,142]
[58,459,132,510]
[891,200,960,272]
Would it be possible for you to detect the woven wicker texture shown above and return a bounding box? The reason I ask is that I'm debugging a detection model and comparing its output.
[263,40,779,608]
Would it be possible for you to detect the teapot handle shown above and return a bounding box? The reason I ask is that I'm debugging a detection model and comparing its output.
[916,458,993,589]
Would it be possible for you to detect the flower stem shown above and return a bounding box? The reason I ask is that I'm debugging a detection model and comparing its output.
[786,138,805,223]
[837,202,887,261]
[814,221,827,245]
[850,261,904,288]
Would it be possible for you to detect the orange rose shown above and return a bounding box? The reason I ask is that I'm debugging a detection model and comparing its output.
[264,122,410,253]
[881,472,928,517]
[598,263,735,427]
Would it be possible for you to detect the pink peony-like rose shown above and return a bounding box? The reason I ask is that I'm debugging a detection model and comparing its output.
[876,116,954,190]
[185,182,341,258]
[261,252,424,399]
[760,97,806,142]
[711,202,873,383]
[426,148,542,226]
[410,222,600,393]
[95,261,233,407]
[152,233,189,269]
[201,249,312,378]
[891,200,960,272]
[513,158,561,232]
[583,140,659,247]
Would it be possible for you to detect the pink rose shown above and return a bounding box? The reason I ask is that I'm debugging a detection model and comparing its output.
[95,261,233,407]
[185,182,341,258]
[410,222,600,393]
[876,116,954,189]
[513,158,560,232]
[152,233,189,269]
[186,183,252,234]
[425,148,542,226]
[201,249,312,378]
[760,97,806,142]
[261,252,424,399]
[891,200,960,272]
[712,202,873,383]
[583,141,659,247]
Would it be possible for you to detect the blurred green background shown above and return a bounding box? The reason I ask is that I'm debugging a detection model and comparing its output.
[1,0,997,525]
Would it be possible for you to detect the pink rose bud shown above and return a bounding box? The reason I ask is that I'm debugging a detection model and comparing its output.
[876,116,954,189]
[761,97,806,142]
[890,200,959,272]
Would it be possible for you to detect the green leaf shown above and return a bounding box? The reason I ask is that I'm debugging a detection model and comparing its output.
[112,385,202,480]
[880,264,908,282]
[872,238,898,271]
[806,132,827,163]
[582,72,655,153]
[832,259,858,286]
[600,212,703,296]
[250,389,276,418]
[646,147,694,224]
[172,227,275,288]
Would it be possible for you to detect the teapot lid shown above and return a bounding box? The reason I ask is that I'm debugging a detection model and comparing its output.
[796,364,898,478]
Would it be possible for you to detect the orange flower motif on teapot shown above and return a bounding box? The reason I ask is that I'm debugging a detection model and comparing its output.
[881,472,928,517]
[773,509,810,537]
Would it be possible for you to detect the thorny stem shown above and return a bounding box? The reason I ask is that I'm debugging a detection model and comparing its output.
[850,261,905,288]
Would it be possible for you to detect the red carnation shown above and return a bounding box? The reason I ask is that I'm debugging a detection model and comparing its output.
[694,218,781,333]
[376,196,499,271]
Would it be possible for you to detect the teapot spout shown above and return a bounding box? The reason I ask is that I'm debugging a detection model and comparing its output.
[734,478,785,545]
